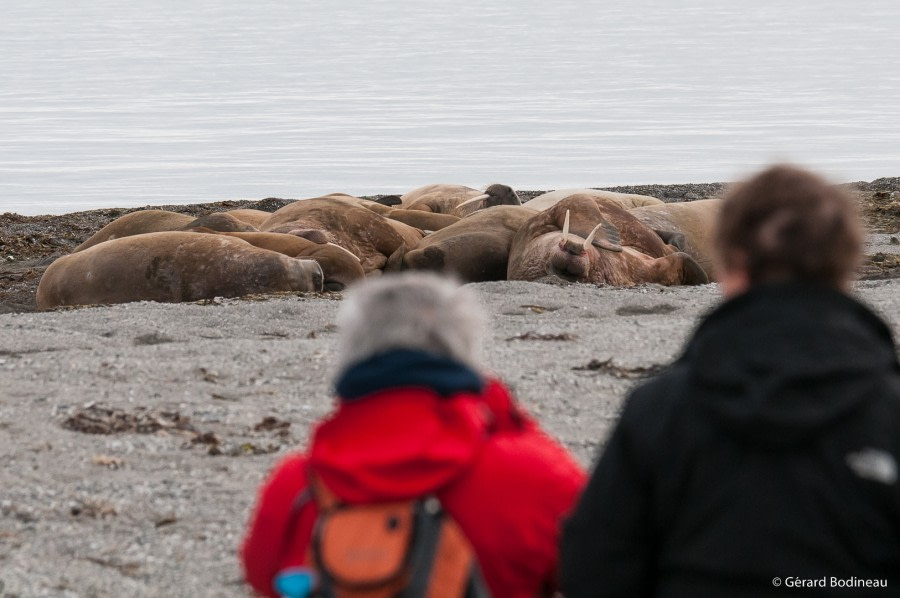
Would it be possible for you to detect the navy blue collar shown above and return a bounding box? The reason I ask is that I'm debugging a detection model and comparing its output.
[335,349,484,401]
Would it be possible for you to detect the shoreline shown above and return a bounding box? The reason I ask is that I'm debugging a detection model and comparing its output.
[4,176,899,219]
[1,180,899,314]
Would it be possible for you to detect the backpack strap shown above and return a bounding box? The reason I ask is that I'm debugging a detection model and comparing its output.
[276,487,313,566]
[403,498,493,598]
[402,498,444,597]
[308,472,341,512]
[307,473,341,597]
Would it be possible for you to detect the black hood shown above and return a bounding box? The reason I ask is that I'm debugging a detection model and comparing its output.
[683,282,899,447]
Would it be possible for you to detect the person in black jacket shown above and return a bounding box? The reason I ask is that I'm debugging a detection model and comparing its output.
[560,164,900,597]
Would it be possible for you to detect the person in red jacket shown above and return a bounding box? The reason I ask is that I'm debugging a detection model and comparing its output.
[241,272,586,597]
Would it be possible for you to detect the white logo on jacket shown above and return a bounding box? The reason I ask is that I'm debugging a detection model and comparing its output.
[845,448,898,485]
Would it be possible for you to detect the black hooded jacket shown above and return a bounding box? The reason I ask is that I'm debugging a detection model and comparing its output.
[561,283,900,597]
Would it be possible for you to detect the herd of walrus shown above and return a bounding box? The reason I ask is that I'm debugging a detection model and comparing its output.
[34,184,720,310]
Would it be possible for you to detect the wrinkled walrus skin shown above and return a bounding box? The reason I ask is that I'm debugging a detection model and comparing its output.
[630,198,721,280]
[37,232,323,310]
[397,206,537,282]
[190,229,365,291]
[325,194,462,232]
[259,197,423,274]
[507,195,708,286]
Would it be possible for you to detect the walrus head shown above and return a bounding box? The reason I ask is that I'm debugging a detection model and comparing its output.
[546,209,624,280]
[456,184,521,213]
[508,196,708,286]
[285,258,325,292]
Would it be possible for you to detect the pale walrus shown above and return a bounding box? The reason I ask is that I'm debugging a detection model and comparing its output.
[190,229,365,291]
[507,195,708,286]
[395,206,537,282]
[630,199,721,279]
[259,197,424,274]
[395,183,521,217]
[36,232,324,310]
[75,209,256,252]
[525,189,664,212]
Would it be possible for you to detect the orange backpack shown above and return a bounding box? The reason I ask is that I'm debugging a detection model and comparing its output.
[275,476,491,598]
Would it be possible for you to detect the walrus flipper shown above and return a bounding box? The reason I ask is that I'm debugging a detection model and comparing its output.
[678,252,710,285]
[589,220,623,253]
[653,229,687,252]
[642,252,709,286]
[384,244,407,272]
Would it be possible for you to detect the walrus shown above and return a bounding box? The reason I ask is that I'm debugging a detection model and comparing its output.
[179,212,258,233]
[395,206,537,282]
[395,184,521,217]
[36,232,324,310]
[259,197,424,274]
[507,195,708,286]
[74,209,256,252]
[309,195,432,249]
[224,209,274,229]
[630,199,721,279]
[381,209,460,231]
[190,229,365,291]
[325,194,461,231]
[526,189,664,212]
[74,210,194,252]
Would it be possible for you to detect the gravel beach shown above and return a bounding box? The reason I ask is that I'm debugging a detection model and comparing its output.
[1,182,899,596]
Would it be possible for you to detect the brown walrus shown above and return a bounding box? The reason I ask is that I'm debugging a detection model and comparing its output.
[74,210,194,252]
[37,232,323,310]
[395,184,521,217]
[179,212,258,233]
[526,188,664,212]
[259,197,424,274]
[325,194,462,232]
[507,195,708,286]
[395,206,538,282]
[190,229,365,291]
[223,209,274,229]
[630,199,721,280]
[75,209,256,252]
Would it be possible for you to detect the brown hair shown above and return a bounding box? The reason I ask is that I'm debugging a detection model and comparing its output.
[714,165,863,288]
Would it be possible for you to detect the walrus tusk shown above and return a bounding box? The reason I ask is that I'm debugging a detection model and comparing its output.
[327,242,362,262]
[583,223,603,251]
[456,193,490,210]
[562,210,570,244]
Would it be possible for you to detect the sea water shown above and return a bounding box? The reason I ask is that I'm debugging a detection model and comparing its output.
[2,0,898,215]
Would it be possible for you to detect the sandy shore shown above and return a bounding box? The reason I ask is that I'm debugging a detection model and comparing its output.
[1,278,900,596]
[3,179,900,313]
[1,182,899,596]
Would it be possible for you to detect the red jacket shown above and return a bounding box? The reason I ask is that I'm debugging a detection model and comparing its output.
[241,355,585,597]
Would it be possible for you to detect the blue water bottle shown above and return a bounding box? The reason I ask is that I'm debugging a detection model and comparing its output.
[274,567,317,598]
